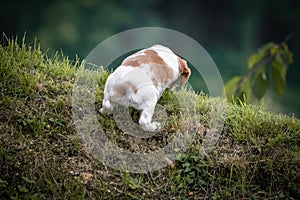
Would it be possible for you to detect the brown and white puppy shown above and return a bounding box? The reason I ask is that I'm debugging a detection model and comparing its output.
[100,45,191,132]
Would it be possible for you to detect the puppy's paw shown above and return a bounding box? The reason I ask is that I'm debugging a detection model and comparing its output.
[142,122,161,132]
[100,107,113,115]
[152,122,161,130]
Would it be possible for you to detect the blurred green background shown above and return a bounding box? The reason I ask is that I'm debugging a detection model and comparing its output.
[1,0,299,116]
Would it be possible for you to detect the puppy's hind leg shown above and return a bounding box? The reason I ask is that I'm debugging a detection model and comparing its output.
[139,105,161,132]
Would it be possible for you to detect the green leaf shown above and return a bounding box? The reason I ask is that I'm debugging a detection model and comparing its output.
[247,43,276,69]
[0,179,8,188]
[128,179,139,190]
[269,43,278,56]
[270,57,287,95]
[239,76,251,100]
[281,43,293,65]
[22,176,35,184]
[239,77,250,98]
[251,67,268,99]
[247,52,264,69]
[275,54,288,71]
[259,42,276,55]
[18,185,29,193]
[224,76,241,97]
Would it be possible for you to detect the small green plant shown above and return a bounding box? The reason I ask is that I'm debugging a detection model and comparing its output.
[170,153,210,197]
[0,178,8,189]
[225,39,293,102]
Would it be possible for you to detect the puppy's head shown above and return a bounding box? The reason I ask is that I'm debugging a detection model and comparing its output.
[178,57,191,86]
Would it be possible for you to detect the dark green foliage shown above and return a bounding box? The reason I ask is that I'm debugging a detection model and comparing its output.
[225,41,293,102]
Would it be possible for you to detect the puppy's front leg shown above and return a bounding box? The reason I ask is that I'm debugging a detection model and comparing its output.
[139,106,161,132]
[100,98,114,115]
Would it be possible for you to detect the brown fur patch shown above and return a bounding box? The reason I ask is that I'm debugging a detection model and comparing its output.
[178,57,191,85]
[122,49,174,87]
[113,81,137,96]
[122,50,166,67]
[150,64,174,87]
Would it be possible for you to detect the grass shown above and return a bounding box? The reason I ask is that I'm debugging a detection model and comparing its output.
[0,36,300,199]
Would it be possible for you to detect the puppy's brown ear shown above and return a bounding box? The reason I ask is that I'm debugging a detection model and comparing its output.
[178,57,191,85]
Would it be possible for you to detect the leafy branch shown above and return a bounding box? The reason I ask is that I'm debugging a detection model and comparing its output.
[225,36,293,102]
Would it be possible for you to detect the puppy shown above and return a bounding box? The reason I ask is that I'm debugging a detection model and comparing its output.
[100,45,191,132]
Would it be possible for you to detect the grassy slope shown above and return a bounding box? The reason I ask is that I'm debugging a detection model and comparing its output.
[0,38,299,199]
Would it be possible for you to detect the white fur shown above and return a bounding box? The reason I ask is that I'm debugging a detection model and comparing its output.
[100,45,186,132]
